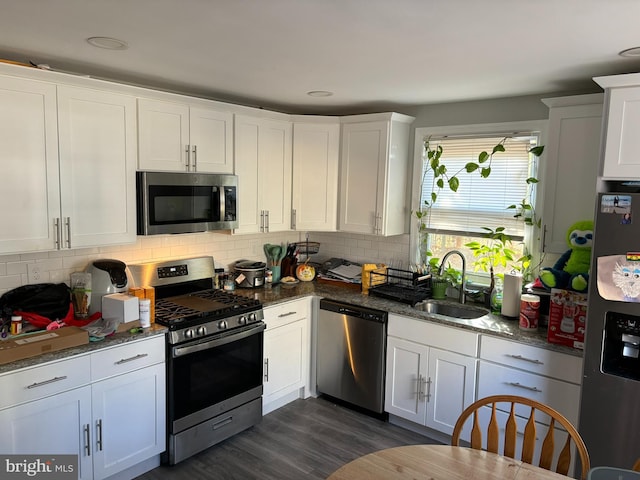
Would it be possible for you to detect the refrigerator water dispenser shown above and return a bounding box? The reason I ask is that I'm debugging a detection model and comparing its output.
[602,311,640,380]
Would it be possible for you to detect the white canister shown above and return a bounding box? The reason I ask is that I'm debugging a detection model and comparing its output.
[139,298,151,328]
[519,294,540,330]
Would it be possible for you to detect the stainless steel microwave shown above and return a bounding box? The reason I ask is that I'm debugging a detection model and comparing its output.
[136,171,238,235]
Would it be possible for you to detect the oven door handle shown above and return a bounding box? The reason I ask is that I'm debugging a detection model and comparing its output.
[172,322,265,358]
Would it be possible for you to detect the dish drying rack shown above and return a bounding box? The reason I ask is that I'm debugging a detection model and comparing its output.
[367,267,432,305]
[293,239,320,262]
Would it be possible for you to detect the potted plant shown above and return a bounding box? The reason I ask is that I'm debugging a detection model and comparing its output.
[428,257,462,300]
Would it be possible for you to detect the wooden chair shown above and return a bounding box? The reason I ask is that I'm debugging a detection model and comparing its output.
[451,394,590,480]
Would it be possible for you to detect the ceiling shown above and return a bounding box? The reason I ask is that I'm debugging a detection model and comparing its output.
[2,0,640,114]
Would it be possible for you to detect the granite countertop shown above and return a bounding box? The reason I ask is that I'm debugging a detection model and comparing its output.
[234,280,584,358]
[1,279,582,375]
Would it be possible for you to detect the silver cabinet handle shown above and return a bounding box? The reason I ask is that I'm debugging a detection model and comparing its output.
[507,354,544,365]
[54,218,61,250]
[96,419,103,451]
[264,210,269,232]
[278,311,297,318]
[425,377,432,402]
[506,381,542,393]
[417,374,426,401]
[292,209,296,230]
[192,145,197,171]
[264,358,269,382]
[185,144,191,171]
[260,211,265,232]
[65,217,71,248]
[26,375,68,389]
[115,353,148,365]
[84,424,91,456]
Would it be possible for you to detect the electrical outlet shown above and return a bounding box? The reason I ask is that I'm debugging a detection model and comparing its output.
[28,264,42,283]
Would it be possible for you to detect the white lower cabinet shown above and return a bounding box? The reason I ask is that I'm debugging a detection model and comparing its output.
[385,314,478,436]
[0,335,166,480]
[263,299,311,414]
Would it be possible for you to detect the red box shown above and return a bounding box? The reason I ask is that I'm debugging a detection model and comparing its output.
[547,288,587,349]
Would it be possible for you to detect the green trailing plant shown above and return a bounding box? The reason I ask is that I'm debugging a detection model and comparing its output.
[465,227,516,293]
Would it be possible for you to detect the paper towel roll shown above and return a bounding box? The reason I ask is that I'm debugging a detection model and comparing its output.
[501,273,523,318]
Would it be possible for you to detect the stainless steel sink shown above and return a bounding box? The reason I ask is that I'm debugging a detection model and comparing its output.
[414,300,489,319]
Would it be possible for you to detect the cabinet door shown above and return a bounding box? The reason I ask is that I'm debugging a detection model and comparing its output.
[189,106,233,173]
[137,98,190,171]
[0,76,60,254]
[602,86,640,179]
[292,121,339,231]
[258,118,292,232]
[541,99,602,252]
[384,337,428,423]
[234,115,261,233]
[91,363,166,480]
[57,85,137,248]
[0,386,93,480]
[425,347,476,436]
[263,319,307,401]
[339,121,387,234]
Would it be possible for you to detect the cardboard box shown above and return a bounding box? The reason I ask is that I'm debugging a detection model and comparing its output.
[547,288,587,349]
[0,326,89,365]
[102,293,139,325]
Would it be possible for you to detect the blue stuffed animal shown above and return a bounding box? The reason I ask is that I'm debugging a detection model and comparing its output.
[539,220,593,293]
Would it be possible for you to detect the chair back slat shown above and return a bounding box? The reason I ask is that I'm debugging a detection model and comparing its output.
[504,403,517,458]
[451,394,590,480]
[555,436,573,476]
[538,418,556,471]
[521,408,537,464]
[487,403,499,453]
[471,411,483,449]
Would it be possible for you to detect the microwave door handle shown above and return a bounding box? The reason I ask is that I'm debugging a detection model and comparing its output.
[219,186,226,221]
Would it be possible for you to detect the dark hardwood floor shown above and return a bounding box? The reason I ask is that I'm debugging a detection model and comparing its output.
[136,396,441,480]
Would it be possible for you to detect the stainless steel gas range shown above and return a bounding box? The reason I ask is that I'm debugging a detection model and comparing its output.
[128,256,265,465]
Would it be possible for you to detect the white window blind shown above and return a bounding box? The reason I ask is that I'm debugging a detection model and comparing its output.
[420,134,539,239]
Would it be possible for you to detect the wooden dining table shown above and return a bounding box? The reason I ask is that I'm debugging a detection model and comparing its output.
[326,444,572,480]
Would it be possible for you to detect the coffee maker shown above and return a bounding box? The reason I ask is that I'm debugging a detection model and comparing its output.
[84,259,130,315]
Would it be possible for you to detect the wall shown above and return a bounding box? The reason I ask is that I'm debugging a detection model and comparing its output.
[0,231,302,296]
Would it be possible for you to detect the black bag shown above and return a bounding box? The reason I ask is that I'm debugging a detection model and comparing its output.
[0,283,71,321]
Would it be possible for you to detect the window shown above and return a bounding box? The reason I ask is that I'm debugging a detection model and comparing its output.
[412,122,545,280]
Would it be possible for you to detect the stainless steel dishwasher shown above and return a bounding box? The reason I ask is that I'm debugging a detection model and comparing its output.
[317,298,387,414]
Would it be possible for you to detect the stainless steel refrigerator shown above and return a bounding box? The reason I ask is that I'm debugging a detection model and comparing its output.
[579,189,640,469]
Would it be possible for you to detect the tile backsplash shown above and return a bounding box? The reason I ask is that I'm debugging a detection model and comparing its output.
[0,231,412,295]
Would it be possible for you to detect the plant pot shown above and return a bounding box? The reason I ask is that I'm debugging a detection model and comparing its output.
[431,280,448,300]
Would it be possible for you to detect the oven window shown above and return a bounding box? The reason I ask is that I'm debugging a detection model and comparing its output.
[149,185,220,224]
[171,331,263,420]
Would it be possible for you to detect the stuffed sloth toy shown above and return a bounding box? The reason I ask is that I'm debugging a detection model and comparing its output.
[539,220,594,293]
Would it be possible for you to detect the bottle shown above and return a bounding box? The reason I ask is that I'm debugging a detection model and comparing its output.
[10,315,22,335]
[490,278,503,314]
[139,299,151,328]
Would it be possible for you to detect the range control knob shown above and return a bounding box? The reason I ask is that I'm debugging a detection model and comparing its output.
[238,316,247,326]
[248,312,257,322]
[218,320,228,330]
[197,326,207,336]
[184,329,195,339]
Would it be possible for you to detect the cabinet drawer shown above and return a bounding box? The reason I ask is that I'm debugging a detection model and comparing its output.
[0,356,90,409]
[264,299,309,330]
[480,335,582,384]
[388,314,479,357]
[91,336,165,381]
[478,361,580,426]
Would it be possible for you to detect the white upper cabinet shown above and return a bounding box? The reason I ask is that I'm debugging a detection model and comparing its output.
[339,113,414,236]
[594,73,640,179]
[138,98,233,173]
[57,85,138,249]
[540,94,603,253]
[0,75,60,254]
[234,114,292,234]
[291,117,340,232]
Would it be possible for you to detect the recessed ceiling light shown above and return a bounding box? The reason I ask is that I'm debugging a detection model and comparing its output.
[307,90,333,97]
[619,47,640,57]
[86,36,129,50]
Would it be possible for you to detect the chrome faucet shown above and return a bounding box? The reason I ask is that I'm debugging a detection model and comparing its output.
[438,250,466,304]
